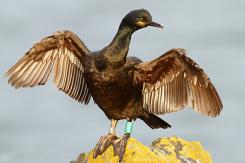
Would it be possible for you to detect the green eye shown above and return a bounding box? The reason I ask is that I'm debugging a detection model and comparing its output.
[141,16,149,21]
[139,17,147,22]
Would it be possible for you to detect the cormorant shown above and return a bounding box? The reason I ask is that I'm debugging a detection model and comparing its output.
[5,9,223,161]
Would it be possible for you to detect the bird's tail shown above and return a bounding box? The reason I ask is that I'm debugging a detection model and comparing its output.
[140,113,171,129]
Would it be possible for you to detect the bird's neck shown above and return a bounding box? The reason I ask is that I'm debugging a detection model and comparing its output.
[104,25,135,65]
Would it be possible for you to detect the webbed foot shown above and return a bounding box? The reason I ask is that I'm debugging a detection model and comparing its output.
[93,134,118,158]
[112,133,130,161]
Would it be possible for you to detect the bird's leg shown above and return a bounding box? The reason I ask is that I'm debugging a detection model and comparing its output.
[113,118,133,161]
[109,119,118,135]
[93,119,118,158]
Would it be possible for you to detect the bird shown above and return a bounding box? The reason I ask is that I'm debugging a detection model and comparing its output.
[5,9,223,161]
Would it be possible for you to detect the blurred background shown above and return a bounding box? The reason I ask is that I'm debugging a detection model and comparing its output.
[0,0,244,163]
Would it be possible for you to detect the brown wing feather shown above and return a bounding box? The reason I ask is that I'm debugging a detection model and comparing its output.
[134,48,223,117]
[6,30,91,104]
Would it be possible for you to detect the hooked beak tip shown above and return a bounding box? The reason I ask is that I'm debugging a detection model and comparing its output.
[148,21,163,29]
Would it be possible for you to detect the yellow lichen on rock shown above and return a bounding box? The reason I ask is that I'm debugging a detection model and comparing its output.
[72,136,213,163]
[151,136,213,163]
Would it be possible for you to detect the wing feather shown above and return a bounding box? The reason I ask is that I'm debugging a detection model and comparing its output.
[6,30,91,104]
[29,61,46,87]
[68,64,76,94]
[134,48,222,117]
[39,57,54,85]
[71,66,79,97]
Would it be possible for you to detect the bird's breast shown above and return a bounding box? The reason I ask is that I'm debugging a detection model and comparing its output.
[84,61,141,118]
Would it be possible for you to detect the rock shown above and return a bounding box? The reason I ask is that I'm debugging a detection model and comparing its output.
[71,136,212,163]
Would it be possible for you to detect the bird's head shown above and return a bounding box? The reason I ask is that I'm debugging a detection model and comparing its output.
[120,9,163,30]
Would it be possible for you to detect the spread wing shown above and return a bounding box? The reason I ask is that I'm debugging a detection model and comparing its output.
[6,30,91,104]
[134,48,222,117]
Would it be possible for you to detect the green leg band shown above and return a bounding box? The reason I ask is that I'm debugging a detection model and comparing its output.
[124,121,134,134]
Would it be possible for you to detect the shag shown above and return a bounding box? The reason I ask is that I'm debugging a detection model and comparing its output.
[6,9,223,161]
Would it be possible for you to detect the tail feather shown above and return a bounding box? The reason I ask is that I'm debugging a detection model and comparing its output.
[140,113,171,129]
